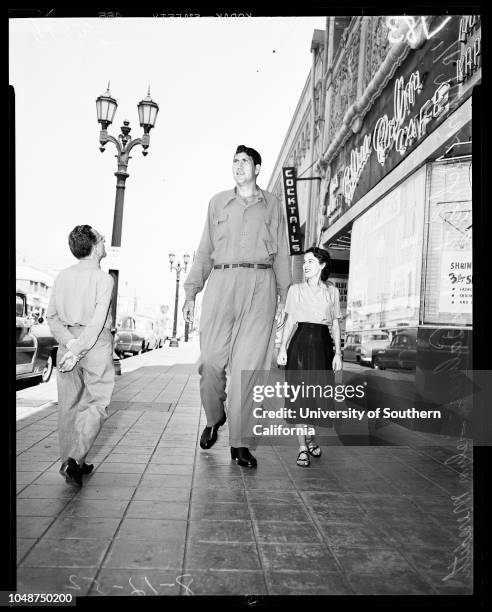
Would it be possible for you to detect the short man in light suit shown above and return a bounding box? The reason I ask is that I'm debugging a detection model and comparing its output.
[47,225,115,486]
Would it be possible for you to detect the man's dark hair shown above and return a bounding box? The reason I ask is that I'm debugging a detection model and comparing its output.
[235,145,262,167]
[304,246,331,281]
[68,225,97,259]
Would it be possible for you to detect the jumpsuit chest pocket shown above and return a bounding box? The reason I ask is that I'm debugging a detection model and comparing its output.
[259,211,276,256]
[213,213,229,241]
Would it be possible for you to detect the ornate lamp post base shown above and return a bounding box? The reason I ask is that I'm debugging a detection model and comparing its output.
[113,354,122,375]
[169,336,179,348]
[111,328,122,375]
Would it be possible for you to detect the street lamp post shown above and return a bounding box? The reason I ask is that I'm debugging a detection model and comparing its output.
[168,253,190,348]
[96,83,159,374]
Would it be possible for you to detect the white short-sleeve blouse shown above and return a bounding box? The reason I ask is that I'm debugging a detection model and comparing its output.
[284,282,342,325]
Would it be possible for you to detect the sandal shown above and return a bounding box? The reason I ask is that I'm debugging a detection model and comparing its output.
[306,436,322,457]
[296,449,310,467]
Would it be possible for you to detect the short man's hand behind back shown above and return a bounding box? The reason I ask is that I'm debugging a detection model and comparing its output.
[58,351,78,373]
[182,299,195,324]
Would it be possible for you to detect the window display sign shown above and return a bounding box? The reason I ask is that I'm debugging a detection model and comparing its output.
[423,161,472,326]
[438,251,472,314]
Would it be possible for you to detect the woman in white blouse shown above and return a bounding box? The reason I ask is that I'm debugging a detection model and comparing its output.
[277,247,343,467]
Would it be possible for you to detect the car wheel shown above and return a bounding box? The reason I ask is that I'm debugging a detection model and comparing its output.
[373,358,384,370]
[41,355,54,383]
[138,342,145,355]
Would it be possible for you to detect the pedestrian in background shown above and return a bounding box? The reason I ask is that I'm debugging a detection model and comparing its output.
[277,247,343,467]
[47,225,115,486]
[183,145,292,468]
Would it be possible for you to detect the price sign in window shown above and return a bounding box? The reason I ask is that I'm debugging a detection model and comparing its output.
[423,160,472,326]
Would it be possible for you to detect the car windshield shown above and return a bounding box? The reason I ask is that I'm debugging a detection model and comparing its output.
[121,318,134,330]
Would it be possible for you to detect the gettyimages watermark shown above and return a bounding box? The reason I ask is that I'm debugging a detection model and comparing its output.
[239,369,492,447]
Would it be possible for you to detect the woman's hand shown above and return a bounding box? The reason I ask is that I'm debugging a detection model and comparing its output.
[277,347,287,367]
[332,353,343,372]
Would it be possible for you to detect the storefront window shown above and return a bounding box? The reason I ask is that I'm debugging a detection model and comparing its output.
[346,166,426,332]
[422,159,472,326]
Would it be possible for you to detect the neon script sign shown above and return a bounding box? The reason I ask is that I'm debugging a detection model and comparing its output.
[386,16,452,46]
[456,15,481,85]
[373,70,450,164]
[342,70,450,203]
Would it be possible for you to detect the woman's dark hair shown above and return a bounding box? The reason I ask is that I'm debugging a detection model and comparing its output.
[68,225,97,259]
[304,246,331,281]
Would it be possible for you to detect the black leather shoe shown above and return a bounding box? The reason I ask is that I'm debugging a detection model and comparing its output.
[200,413,227,449]
[231,447,257,468]
[81,463,94,475]
[59,457,83,487]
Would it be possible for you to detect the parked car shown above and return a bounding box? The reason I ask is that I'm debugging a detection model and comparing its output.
[360,332,390,366]
[115,314,161,357]
[134,315,160,351]
[115,316,145,357]
[342,332,362,364]
[342,330,390,367]
[373,328,417,370]
[16,291,58,384]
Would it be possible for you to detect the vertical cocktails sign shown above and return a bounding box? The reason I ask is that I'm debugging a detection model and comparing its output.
[282,167,303,255]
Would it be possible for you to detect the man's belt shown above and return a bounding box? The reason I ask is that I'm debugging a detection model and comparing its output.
[213,263,272,269]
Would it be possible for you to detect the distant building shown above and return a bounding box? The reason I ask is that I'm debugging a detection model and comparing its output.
[16,263,54,318]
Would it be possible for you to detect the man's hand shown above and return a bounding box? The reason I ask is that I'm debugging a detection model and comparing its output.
[275,302,286,325]
[277,347,287,367]
[182,299,195,324]
[58,350,78,373]
[332,353,343,372]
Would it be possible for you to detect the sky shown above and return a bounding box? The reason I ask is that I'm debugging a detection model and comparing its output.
[10,16,326,317]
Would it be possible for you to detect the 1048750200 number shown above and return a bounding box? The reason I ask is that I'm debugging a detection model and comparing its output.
[7,592,74,604]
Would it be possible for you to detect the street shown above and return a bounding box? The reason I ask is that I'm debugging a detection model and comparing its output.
[15,338,472,597]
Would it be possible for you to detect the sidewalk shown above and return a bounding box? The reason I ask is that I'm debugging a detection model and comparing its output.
[16,340,472,597]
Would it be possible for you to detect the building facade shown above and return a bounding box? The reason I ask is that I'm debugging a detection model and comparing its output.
[270,15,480,441]
[267,28,327,282]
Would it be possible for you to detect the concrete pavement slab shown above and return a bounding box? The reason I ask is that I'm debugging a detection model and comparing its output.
[15,341,474,596]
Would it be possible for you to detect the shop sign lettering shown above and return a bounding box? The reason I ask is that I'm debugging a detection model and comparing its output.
[373,73,450,165]
[386,16,452,46]
[343,134,371,203]
[343,70,450,203]
[282,167,303,255]
[342,70,450,203]
[457,15,481,85]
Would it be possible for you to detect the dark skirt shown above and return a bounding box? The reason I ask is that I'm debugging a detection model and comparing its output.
[285,322,335,426]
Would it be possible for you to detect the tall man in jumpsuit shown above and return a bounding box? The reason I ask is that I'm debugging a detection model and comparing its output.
[183,145,292,467]
[47,225,115,486]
